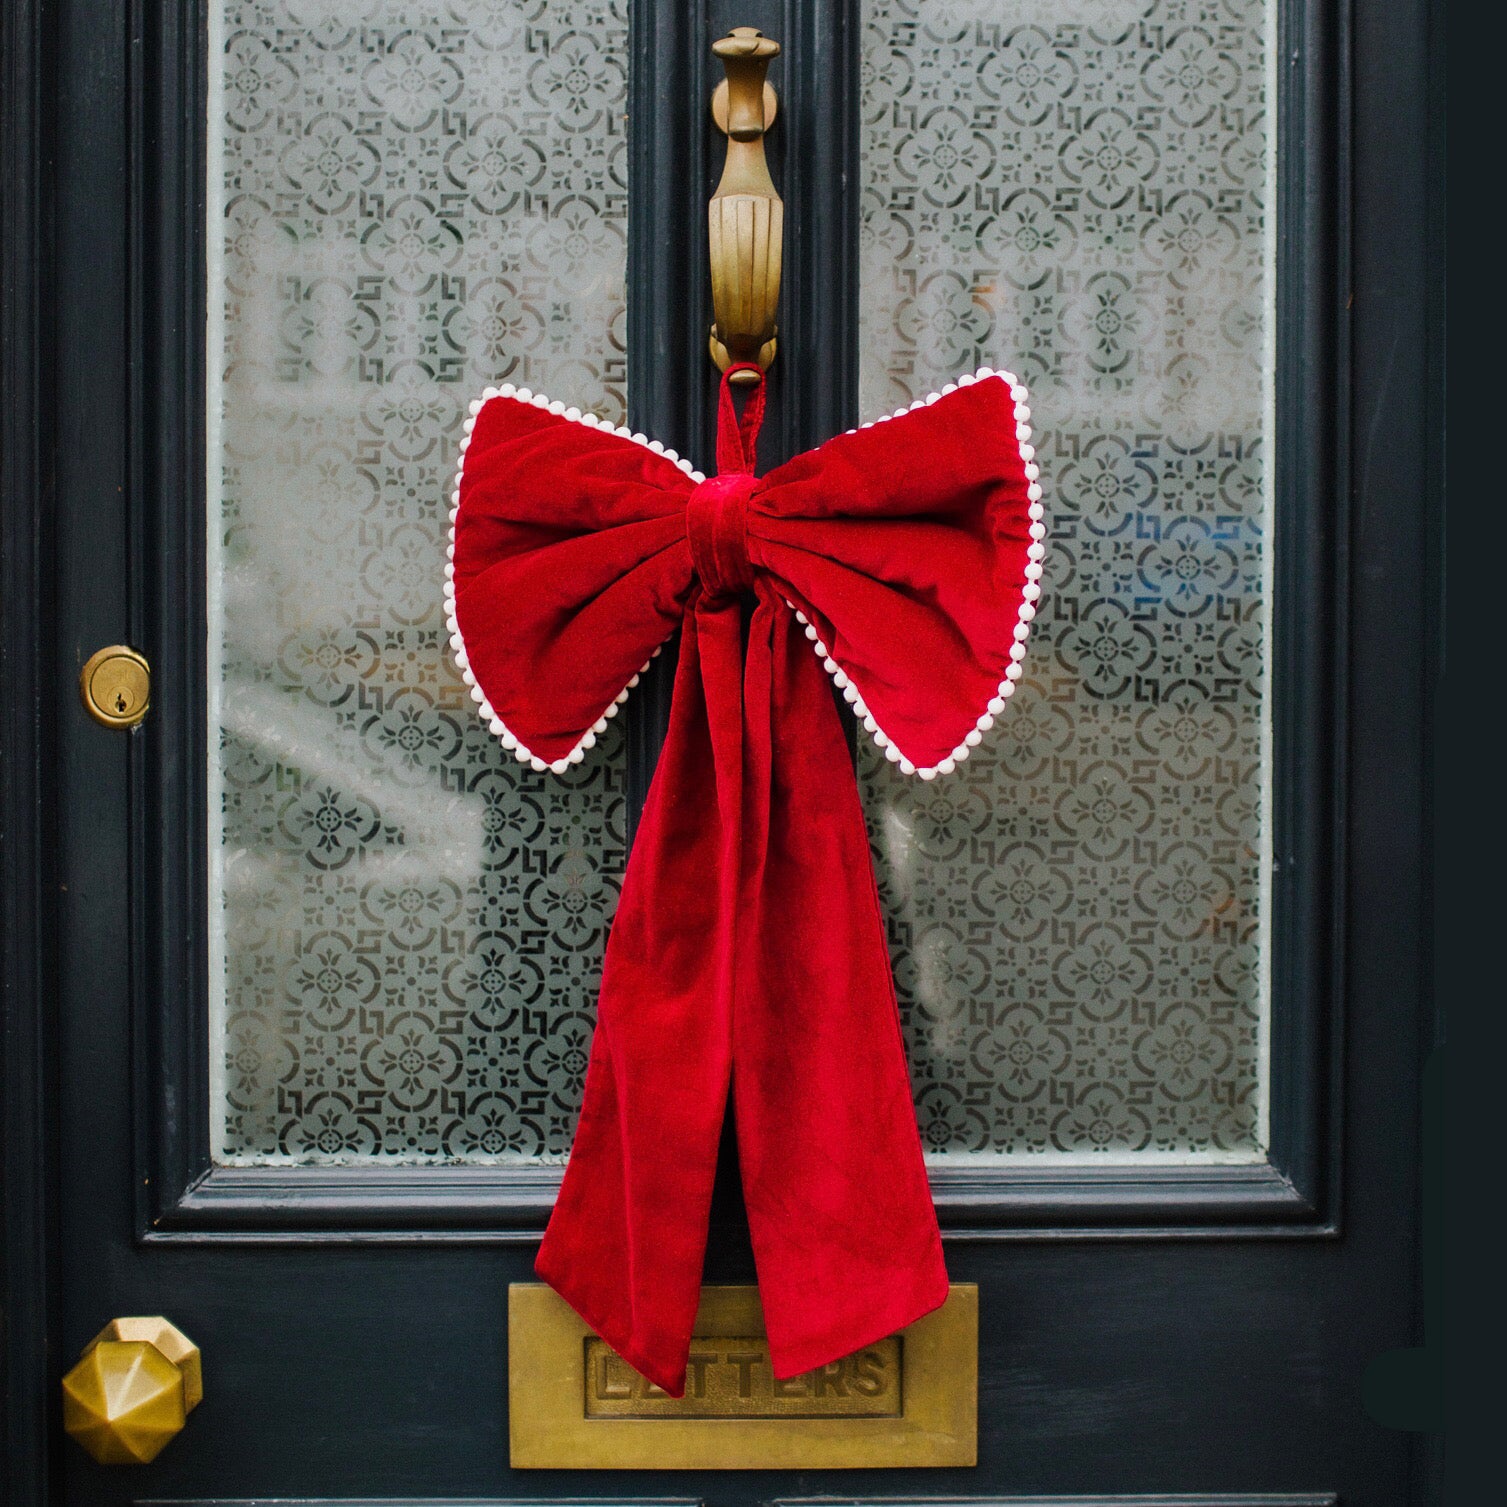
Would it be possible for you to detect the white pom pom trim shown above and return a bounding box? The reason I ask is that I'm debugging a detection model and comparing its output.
[446,368,1043,781]
[809,365,1044,780]
[445,383,685,773]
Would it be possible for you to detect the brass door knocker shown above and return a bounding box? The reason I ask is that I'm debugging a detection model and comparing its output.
[708,27,781,384]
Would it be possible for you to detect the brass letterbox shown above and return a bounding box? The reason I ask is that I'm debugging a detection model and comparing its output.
[508,1283,977,1469]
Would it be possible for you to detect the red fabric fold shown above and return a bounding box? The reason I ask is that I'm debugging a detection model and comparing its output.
[536,577,948,1394]
[450,368,1037,1395]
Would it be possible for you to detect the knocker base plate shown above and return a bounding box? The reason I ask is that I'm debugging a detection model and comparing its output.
[508,1283,977,1469]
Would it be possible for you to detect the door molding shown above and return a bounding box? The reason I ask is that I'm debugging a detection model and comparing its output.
[1,0,61,1497]
[770,1496,1339,1507]
[137,0,1346,1244]
[141,1499,704,1507]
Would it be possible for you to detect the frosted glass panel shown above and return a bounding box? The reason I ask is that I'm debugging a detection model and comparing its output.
[861,0,1273,1159]
[208,0,628,1163]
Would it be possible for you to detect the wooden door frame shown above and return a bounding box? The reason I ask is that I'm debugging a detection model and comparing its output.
[3,0,62,1495]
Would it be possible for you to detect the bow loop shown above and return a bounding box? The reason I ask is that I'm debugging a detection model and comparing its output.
[716,362,767,474]
[749,370,1039,775]
[447,390,699,771]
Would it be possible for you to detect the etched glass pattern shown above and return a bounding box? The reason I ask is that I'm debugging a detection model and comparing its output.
[861,0,1273,1158]
[207,0,629,1163]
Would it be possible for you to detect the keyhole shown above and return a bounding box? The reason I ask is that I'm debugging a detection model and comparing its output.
[81,649,149,728]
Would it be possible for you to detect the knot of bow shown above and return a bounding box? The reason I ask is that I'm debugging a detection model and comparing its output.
[446,362,1044,1396]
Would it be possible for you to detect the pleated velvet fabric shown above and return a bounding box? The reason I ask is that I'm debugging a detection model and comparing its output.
[447,365,1040,1396]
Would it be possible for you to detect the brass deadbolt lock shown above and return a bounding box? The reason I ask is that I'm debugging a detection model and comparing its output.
[61,1316,203,1464]
[80,645,151,728]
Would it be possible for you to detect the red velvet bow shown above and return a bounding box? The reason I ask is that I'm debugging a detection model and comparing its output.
[446,363,1043,1395]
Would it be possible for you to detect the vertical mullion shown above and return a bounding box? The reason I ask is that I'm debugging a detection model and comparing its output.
[781,0,860,457]
[623,0,862,824]
[623,0,700,822]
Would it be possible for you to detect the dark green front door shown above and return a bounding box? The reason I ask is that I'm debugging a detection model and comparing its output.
[2,0,1438,1502]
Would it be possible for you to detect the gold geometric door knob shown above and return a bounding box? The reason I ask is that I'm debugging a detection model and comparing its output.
[61,1316,202,1464]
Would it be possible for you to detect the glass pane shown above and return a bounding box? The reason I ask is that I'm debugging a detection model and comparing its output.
[207,0,628,1163]
[861,0,1272,1159]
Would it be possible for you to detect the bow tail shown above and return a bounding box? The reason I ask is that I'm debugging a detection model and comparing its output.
[733,585,950,1378]
[537,588,946,1394]
[535,596,746,1398]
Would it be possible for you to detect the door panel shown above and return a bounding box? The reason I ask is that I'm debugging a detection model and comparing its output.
[860,0,1274,1167]
[15,0,1436,1502]
[164,0,1324,1238]
[205,0,629,1170]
